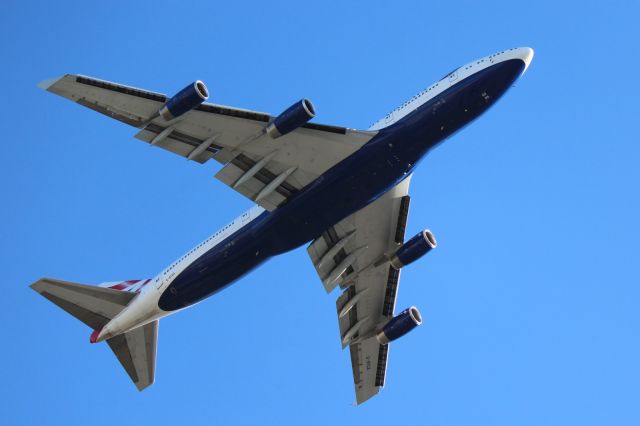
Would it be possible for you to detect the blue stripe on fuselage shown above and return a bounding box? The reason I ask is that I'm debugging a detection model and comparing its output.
[158,59,526,311]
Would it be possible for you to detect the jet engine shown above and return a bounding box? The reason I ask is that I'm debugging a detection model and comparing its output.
[265,99,315,138]
[159,80,209,121]
[376,306,422,345]
[390,230,437,270]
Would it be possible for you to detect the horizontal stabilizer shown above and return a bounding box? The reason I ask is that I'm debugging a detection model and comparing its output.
[107,321,158,391]
[31,278,157,391]
[30,278,137,330]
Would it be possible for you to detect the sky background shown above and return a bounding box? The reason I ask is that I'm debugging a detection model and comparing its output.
[2,1,639,425]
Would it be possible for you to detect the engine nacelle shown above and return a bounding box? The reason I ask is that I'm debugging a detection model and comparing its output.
[265,99,315,138]
[159,80,209,121]
[376,306,422,345]
[390,229,436,270]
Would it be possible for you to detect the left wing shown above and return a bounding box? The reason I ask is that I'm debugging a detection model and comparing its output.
[40,74,376,211]
[307,177,413,404]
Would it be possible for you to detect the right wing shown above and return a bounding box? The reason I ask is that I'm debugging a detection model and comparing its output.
[307,177,413,404]
[40,74,375,211]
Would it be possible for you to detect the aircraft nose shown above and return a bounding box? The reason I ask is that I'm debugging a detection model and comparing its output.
[515,47,534,73]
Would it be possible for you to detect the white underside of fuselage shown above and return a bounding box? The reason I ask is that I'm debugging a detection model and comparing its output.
[95,47,534,343]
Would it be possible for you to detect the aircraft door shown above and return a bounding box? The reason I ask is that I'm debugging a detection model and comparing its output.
[241,211,250,224]
[384,112,394,125]
[447,70,459,86]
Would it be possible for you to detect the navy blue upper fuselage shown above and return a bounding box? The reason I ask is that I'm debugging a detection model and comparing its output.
[158,59,526,311]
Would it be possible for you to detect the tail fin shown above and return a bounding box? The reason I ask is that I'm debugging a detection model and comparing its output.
[30,278,158,390]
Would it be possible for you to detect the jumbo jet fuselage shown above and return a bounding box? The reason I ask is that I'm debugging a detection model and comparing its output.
[94,48,533,342]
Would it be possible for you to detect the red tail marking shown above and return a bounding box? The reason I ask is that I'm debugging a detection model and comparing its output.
[89,328,102,344]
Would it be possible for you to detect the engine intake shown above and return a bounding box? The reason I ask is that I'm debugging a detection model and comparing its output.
[265,99,315,138]
[376,306,422,345]
[159,80,209,121]
[390,229,436,269]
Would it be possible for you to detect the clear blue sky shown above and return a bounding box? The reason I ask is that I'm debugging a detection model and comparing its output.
[2,1,639,424]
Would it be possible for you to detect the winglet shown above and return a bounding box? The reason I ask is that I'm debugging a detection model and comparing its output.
[37,76,64,91]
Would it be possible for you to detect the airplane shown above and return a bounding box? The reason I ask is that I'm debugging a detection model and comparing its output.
[31,47,533,404]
